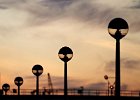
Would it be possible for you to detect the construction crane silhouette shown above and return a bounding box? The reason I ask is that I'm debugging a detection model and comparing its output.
[47,73,54,95]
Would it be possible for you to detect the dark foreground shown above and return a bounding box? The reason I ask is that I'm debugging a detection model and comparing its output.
[0,95,140,100]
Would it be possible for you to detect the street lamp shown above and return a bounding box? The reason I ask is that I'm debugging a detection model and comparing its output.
[58,46,73,96]
[104,75,109,96]
[32,64,43,95]
[108,18,129,97]
[14,76,23,95]
[2,83,10,95]
[110,85,114,96]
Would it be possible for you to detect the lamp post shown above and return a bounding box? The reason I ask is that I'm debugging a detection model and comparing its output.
[104,75,109,96]
[2,83,10,95]
[110,85,114,96]
[14,76,23,95]
[58,46,73,97]
[108,18,129,97]
[32,64,43,95]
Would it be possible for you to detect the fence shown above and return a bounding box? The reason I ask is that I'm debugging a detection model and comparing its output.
[3,89,140,97]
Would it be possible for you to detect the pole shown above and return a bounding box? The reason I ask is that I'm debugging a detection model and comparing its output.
[5,91,7,95]
[36,76,39,95]
[115,39,120,97]
[18,86,20,95]
[64,61,67,97]
[108,81,109,96]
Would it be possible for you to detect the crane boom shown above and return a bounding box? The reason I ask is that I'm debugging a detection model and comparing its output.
[47,73,53,95]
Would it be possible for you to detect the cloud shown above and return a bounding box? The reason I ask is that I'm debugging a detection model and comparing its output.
[0,0,26,9]
[0,0,121,26]
[121,84,128,90]
[121,58,140,69]
[0,0,139,33]
[104,58,140,72]
[86,82,106,90]
[86,82,128,90]
[24,74,87,89]
[129,0,140,9]
[104,60,115,72]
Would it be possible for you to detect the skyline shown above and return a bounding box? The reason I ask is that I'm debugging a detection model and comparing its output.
[0,0,140,91]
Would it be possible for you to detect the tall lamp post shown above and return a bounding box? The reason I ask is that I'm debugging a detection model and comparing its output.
[2,83,10,95]
[14,76,23,95]
[58,46,73,97]
[32,64,43,95]
[108,18,129,97]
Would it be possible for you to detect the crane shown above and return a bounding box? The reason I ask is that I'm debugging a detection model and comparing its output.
[47,73,54,95]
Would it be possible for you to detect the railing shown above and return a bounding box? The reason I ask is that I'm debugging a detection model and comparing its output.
[2,89,140,97]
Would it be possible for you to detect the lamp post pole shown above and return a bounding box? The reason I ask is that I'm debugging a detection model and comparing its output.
[32,64,43,96]
[14,77,23,95]
[108,18,129,97]
[107,81,109,96]
[36,76,39,95]
[2,83,10,95]
[64,61,67,96]
[58,46,73,97]
[14,77,23,96]
[116,38,120,96]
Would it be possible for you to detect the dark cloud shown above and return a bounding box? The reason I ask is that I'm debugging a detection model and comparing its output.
[54,1,117,26]
[24,74,86,89]
[104,58,140,72]
[121,84,128,90]
[121,58,140,69]
[104,60,115,72]
[1,0,139,32]
[9,0,118,27]
[0,0,26,9]
[129,0,140,9]
[40,0,74,8]
[86,82,106,90]
[0,5,8,9]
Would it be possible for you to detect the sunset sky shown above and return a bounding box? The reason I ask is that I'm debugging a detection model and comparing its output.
[0,0,140,91]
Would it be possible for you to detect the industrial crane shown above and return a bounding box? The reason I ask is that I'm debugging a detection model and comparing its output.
[47,73,54,95]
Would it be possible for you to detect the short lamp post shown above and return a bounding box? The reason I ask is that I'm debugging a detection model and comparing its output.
[108,18,129,97]
[104,75,115,96]
[58,46,73,97]
[32,64,43,95]
[14,76,23,95]
[2,83,10,95]
[110,85,114,96]
[104,75,109,96]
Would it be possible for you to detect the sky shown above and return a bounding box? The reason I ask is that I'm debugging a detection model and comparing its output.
[0,0,140,91]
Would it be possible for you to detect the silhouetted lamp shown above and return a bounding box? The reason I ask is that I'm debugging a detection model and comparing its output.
[2,83,10,95]
[32,64,43,95]
[108,18,129,97]
[104,75,108,80]
[110,85,114,96]
[14,76,23,95]
[104,75,109,96]
[58,46,73,97]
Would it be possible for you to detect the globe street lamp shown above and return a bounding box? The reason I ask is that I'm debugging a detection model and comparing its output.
[58,46,73,97]
[32,64,43,95]
[14,76,23,95]
[108,18,129,97]
[2,83,10,95]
